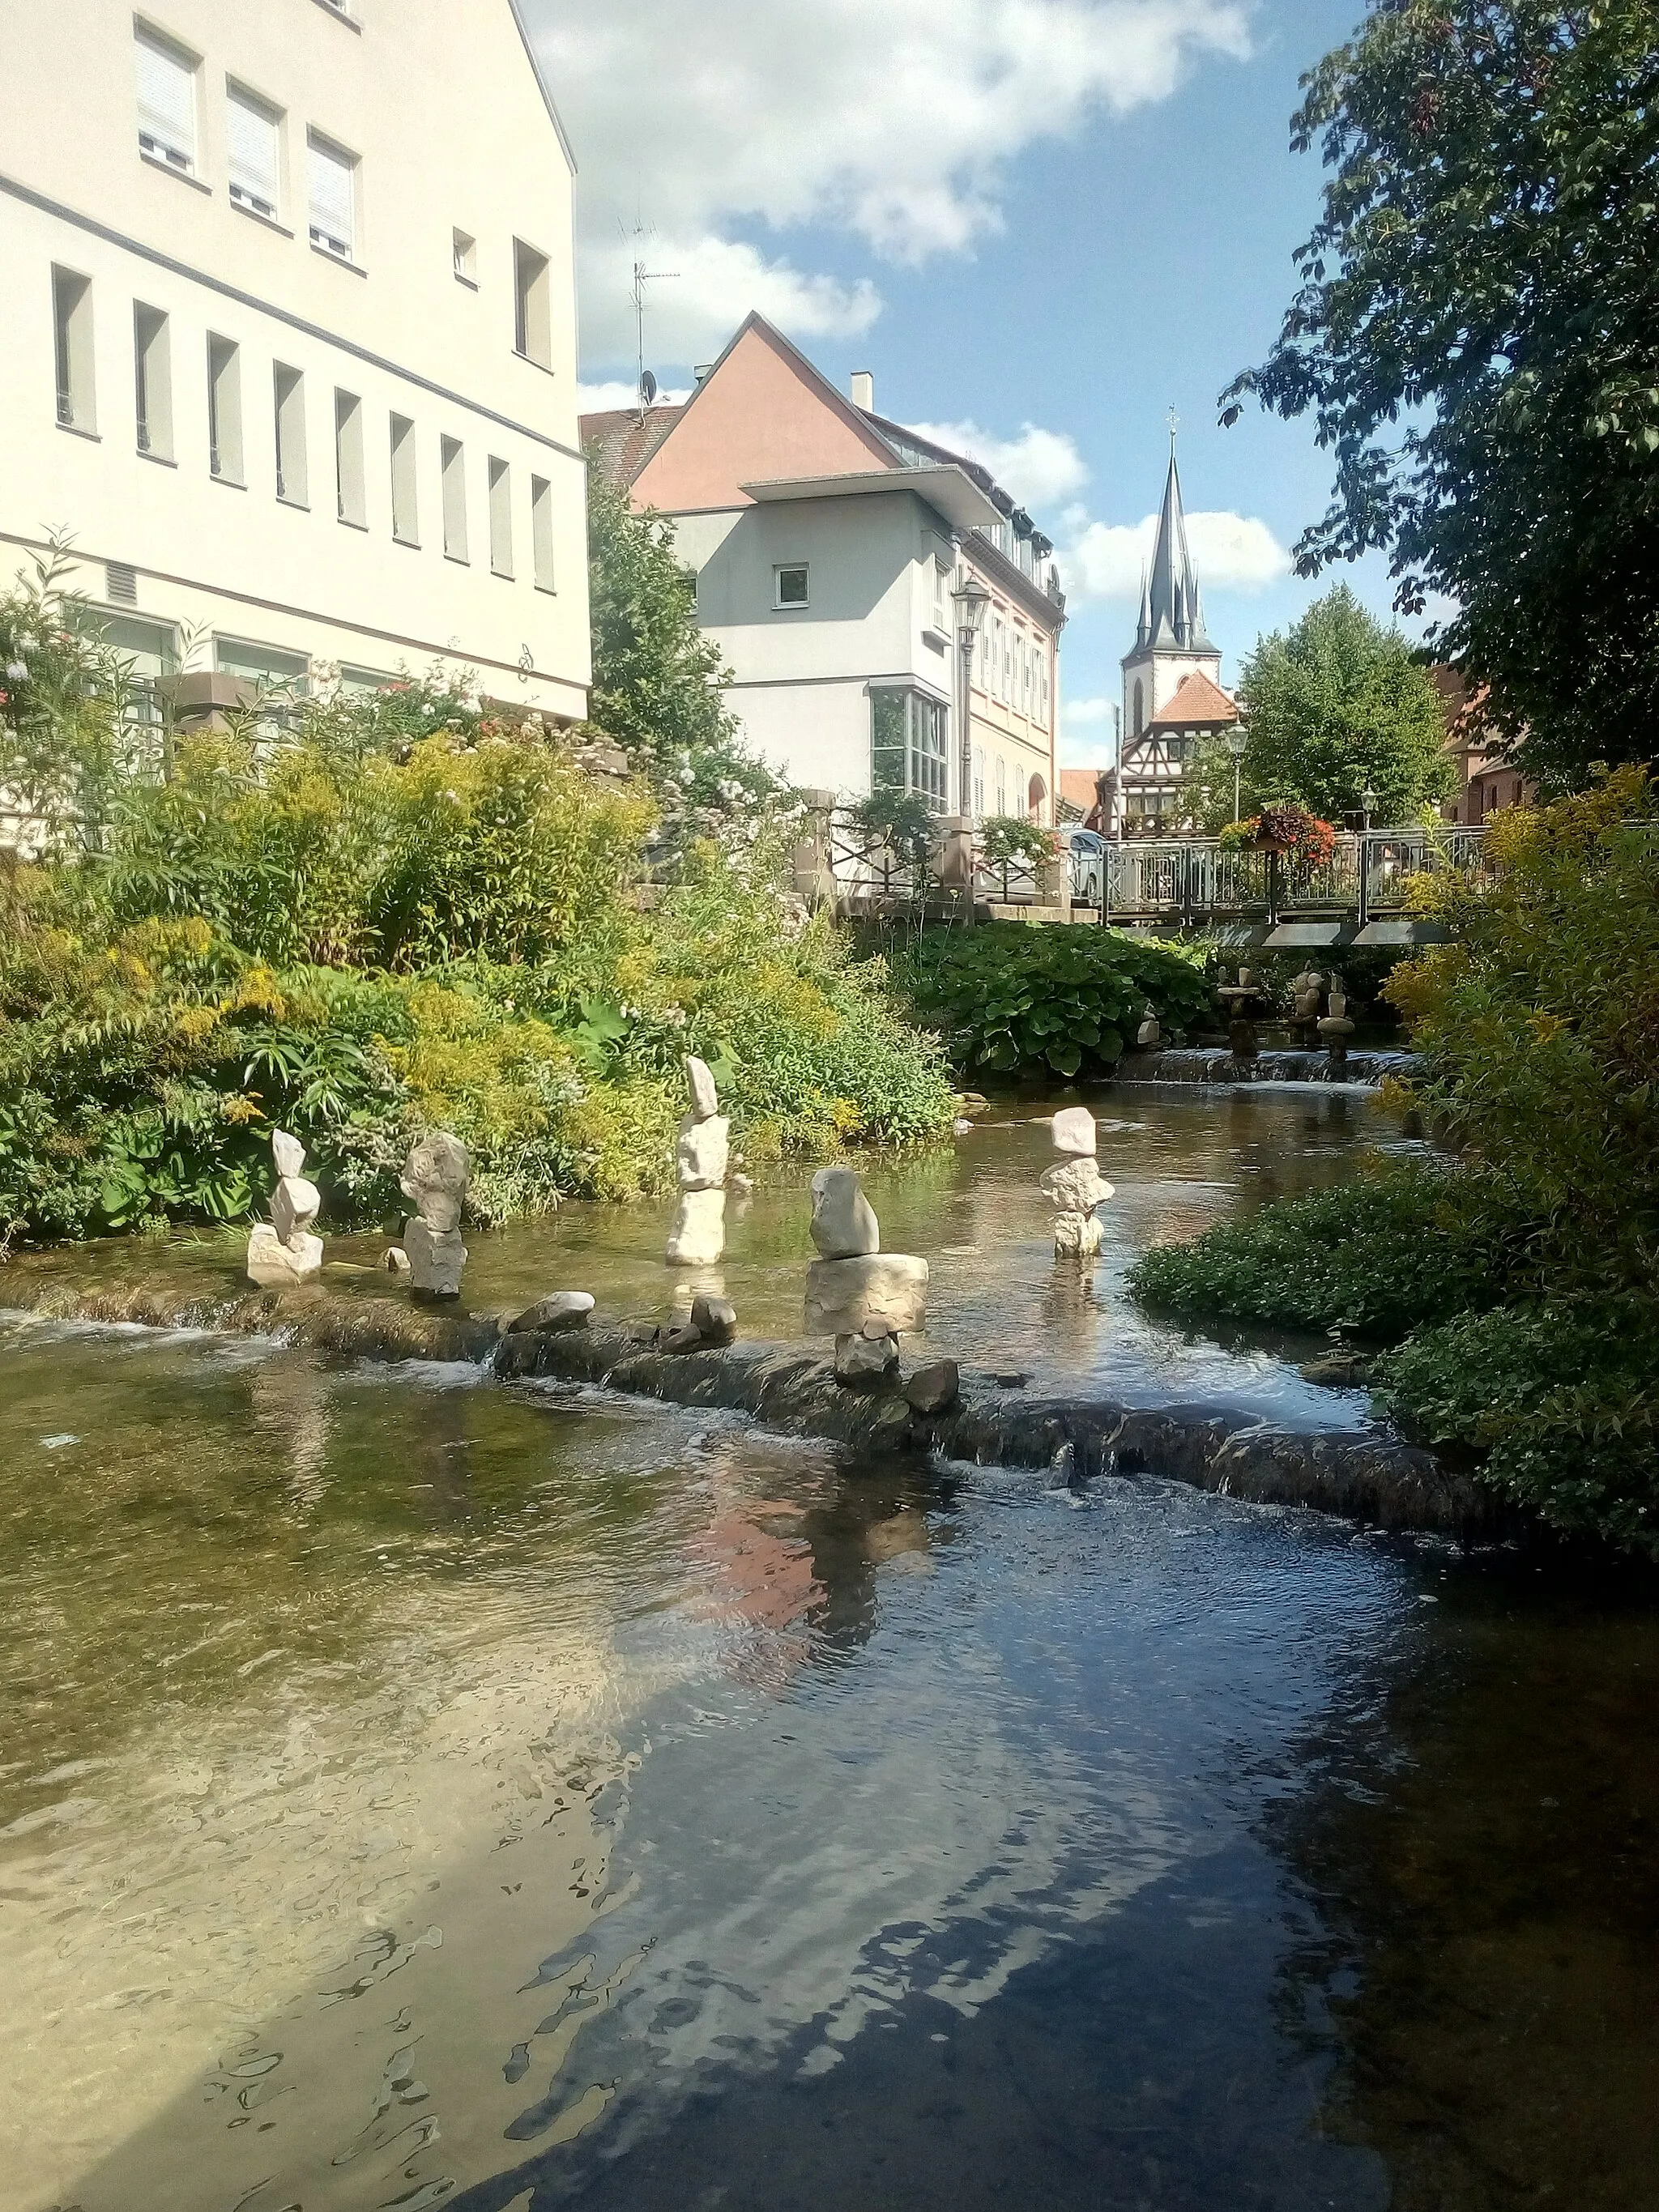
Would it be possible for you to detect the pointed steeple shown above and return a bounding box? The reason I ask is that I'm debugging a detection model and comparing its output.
[1145,445,1191,649]
[1135,565,1152,648]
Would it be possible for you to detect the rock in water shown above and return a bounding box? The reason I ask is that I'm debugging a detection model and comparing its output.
[835,1331,899,1385]
[382,1246,412,1275]
[507,1292,595,1335]
[666,1187,727,1266]
[400,1132,470,1236]
[404,1218,467,1298]
[1053,1212,1103,1257]
[805,1254,928,1337]
[1050,1106,1098,1157]
[691,1294,738,1345]
[270,1174,322,1249]
[808,1166,880,1258]
[676,1114,730,1191]
[1039,1157,1114,1213]
[905,1359,960,1416]
[247,1222,323,1287]
[684,1054,721,1123]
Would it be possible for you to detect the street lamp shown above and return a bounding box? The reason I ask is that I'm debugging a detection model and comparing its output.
[1360,784,1377,832]
[952,575,992,820]
[1225,722,1248,823]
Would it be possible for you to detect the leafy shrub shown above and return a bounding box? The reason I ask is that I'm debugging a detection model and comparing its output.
[892,922,1213,1078]
[979,815,1059,867]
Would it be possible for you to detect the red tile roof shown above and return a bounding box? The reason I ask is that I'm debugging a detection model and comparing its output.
[1059,768,1108,812]
[1147,671,1238,730]
[579,406,686,488]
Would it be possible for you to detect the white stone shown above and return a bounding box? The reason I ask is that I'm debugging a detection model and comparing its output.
[1040,1158,1114,1213]
[666,1187,727,1266]
[401,1132,470,1235]
[247,1222,322,1287]
[382,1246,412,1274]
[809,1166,879,1259]
[1051,1106,1098,1157]
[508,1291,595,1334]
[404,1217,467,1297]
[684,1055,720,1122]
[676,1113,730,1191]
[1136,1014,1160,1047]
[271,1174,321,1250]
[272,1128,306,1180]
[1052,1212,1103,1258]
[834,1331,898,1385]
[804,1254,927,1338]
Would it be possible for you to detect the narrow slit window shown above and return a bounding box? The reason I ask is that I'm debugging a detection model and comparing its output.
[274,364,307,505]
[53,267,96,433]
[335,388,366,526]
[452,229,476,285]
[308,134,356,262]
[390,413,418,545]
[512,240,551,367]
[531,475,555,591]
[488,458,513,577]
[133,302,172,458]
[441,436,467,561]
[134,26,196,175]
[207,335,243,483]
[227,86,281,220]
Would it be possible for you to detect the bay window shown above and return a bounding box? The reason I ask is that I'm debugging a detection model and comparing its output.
[871,688,949,811]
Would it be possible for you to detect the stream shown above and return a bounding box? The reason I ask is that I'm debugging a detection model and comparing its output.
[2,1087,1655,2211]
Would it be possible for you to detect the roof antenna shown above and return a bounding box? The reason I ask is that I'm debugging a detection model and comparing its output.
[624,215,678,424]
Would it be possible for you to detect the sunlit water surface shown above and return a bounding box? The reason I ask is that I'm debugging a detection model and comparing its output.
[2,1089,1655,2212]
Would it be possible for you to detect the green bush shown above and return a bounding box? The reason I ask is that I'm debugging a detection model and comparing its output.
[890,922,1213,1078]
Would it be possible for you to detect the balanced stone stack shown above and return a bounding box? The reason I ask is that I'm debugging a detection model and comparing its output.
[1040,1106,1114,1258]
[804,1166,928,1384]
[246,1129,324,1287]
[401,1132,470,1299]
[665,1055,729,1266]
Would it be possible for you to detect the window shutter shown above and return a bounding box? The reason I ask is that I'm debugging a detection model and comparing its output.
[308,140,355,257]
[228,92,279,215]
[135,33,194,167]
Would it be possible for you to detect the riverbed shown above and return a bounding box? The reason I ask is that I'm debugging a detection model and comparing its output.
[2,1087,1655,2211]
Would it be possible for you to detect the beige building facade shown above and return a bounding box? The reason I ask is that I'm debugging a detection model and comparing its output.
[0,0,590,719]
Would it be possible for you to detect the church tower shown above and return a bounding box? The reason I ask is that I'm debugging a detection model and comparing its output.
[1114,434,1233,833]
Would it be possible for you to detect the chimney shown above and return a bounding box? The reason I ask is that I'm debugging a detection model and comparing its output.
[850,370,874,412]
[693,363,714,386]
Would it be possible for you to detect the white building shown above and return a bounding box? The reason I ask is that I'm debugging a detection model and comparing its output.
[582,316,1065,820]
[0,0,590,722]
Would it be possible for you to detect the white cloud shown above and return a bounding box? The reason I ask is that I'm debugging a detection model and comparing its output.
[905,420,1090,513]
[1062,509,1291,599]
[1059,696,1118,769]
[575,380,692,416]
[1064,695,1115,724]
[527,0,1252,369]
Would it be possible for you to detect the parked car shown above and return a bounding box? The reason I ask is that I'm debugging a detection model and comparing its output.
[1058,825,1107,905]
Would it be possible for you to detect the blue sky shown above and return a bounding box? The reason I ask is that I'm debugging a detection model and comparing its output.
[531,0,1418,767]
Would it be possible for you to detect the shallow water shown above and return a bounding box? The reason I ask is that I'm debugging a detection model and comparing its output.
[3,1091,1657,2212]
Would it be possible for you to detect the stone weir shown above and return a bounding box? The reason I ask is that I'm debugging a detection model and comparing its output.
[2,1274,1509,1542]
[1116,1046,1418,1086]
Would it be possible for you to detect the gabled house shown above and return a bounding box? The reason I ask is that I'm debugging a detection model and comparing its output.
[582,314,1065,820]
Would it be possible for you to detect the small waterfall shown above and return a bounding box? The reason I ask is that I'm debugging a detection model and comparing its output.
[1115,1046,1418,1087]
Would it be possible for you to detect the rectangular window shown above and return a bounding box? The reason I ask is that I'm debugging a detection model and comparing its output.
[774,562,809,609]
[531,475,555,591]
[227,85,281,220]
[995,757,1007,815]
[453,228,476,285]
[206,335,243,484]
[441,436,468,561]
[871,689,948,812]
[273,364,307,505]
[133,302,171,458]
[488,457,513,576]
[134,25,196,175]
[390,413,418,545]
[53,266,96,433]
[335,388,365,526]
[513,239,552,366]
[308,134,356,262]
[932,563,949,633]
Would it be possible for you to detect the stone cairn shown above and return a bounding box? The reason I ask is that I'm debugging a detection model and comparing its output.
[665,1055,729,1266]
[804,1166,928,1386]
[1317,974,1356,1072]
[1289,969,1326,1049]
[400,1132,471,1299]
[1039,1106,1114,1258]
[247,1128,323,1287]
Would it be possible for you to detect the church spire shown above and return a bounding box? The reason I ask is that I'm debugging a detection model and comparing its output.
[1135,565,1151,648]
[1145,440,1192,650]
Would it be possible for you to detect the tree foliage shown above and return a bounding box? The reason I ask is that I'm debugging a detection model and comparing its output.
[1230,586,1452,823]
[1226,0,1659,791]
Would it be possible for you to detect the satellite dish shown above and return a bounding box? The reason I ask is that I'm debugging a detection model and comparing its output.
[640,370,659,407]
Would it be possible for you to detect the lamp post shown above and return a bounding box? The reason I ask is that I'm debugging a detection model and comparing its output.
[1225,722,1248,823]
[951,574,992,925]
[1357,785,1378,931]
